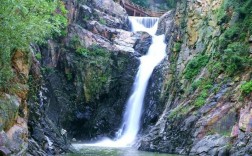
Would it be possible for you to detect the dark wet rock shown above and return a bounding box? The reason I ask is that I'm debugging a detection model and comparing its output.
[28,139,47,156]
[0,132,11,156]
[139,111,198,155]
[140,58,169,134]
[28,3,140,148]
[0,146,11,156]
[133,32,152,56]
[190,134,230,155]
[230,133,252,155]
[156,10,175,40]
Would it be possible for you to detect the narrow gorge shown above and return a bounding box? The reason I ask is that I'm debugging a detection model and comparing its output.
[0,0,252,156]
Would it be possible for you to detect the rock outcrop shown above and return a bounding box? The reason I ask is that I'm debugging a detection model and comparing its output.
[138,0,252,155]
[0,50,31,155]
[26,0,143,155]
[2,0,252,155]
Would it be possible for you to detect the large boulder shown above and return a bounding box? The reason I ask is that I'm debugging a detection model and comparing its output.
[77,0,129,30]
[92,0,126,17]
[190,135,230,156]
[133,32,152,56]
[156,10,175,39]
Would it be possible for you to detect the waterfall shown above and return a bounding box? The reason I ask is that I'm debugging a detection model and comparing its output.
[73,16,166,149]
[114,16,166,146]
[129,17,159,29]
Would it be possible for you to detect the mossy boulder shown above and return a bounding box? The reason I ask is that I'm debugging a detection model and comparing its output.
[0,94,20,131]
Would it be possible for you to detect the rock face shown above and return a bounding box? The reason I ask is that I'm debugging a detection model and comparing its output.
[0,50,31,155]
[26,0,143,155]
[77,0,129,30]
[2,0,252,155]
[138,0,252,155]
[133,32,152,56]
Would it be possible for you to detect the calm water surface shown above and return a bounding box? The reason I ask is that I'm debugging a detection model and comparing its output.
[65,146,180,156]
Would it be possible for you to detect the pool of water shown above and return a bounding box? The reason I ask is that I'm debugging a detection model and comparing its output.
[65,146,179,156]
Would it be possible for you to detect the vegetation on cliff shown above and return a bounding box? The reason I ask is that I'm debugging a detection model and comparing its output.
[140,0,252,154]
[0,0,67,92]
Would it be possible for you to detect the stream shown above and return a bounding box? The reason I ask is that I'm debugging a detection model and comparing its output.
[66,146,179,156]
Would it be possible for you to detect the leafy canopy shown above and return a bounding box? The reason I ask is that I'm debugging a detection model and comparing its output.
[0,0,67,90]
[0,0,67,49]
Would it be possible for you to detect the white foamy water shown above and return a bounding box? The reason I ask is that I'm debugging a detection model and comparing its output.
[73,16,166,149]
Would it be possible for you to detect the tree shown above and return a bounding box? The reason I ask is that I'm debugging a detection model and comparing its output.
[166,0,176,9]
[131,0,148,8]
[0,0,67,90]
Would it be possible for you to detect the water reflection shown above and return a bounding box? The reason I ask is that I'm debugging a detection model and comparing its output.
[65,146,179,156]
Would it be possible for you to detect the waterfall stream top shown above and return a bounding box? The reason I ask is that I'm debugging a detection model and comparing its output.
[128,16,159,36]
[73,16,166,149]
[129,16,159,28]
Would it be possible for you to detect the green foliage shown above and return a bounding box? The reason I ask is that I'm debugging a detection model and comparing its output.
[173,42,182,52]
[190,80,202,92]
[0,67,14,91]
[217,0,252,47]
[222,42,250,76]
[238,0,252,16]
[84,66,111,102]
[241,80,252,95]
[27,75,40,100]
[99,18,107,25]
[0,0,67,48]
[166,0,177,9]
[168,105,191,119]
[76,45,110,58]
[66,72,73,81]
[0,95,19,131]
[74,45,112,102]
[216,0,252,77]
[193,79,213,108]
[131,0,148,8]
[41,67,55,74]
[69,35,82,49]
[35,53,42,60]
[0,0,67,91]
[219,26,240,50]
[83,16,90,21]
[195,96,206,108]
[76,48,90,57]
[184,54,209,80]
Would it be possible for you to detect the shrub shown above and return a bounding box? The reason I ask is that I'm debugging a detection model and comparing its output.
[241,80,252,95]
[166,0,177,9]
[76,47,89,57]
[222,42,250,75]
[69,35,81,49]
[195,96,206,108]
[35,53,42,60]
[192,79,213,108]
[173,42,182,52]
[131,0,148,8]
[0,0,67,90]
[190,80,202,92]
[219,26,240,50]
[208,61,224,78]
[99,18,107,25]
[184,54,209,80]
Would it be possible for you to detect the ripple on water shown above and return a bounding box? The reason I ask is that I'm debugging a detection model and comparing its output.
[65,146,180,156]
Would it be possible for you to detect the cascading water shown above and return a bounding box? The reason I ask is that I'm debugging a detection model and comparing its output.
[73,16,167,149]
[130,17,159,28]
